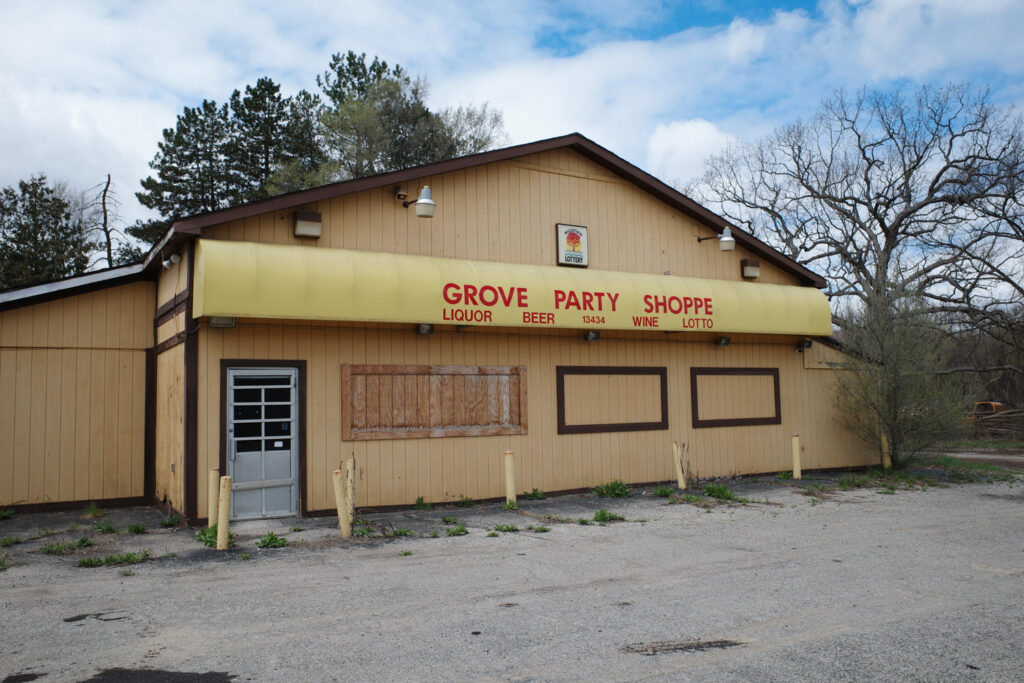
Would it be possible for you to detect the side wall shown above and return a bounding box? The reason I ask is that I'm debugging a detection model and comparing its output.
[195,322,873,516]
[0,282,154,506]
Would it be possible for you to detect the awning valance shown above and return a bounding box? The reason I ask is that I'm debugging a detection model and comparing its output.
[193,240,833,336]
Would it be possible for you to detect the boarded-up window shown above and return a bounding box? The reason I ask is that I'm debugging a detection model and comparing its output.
[690,367,781,428]
[341,365,527,440]
[556,366,668,434]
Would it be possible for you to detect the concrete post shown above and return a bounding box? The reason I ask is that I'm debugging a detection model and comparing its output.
[207,468,220,528]
[216,476,232,550]
[504,451,516,505]
[791,435,802,480]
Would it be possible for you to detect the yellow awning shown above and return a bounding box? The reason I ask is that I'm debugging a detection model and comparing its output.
[193,240,833,336]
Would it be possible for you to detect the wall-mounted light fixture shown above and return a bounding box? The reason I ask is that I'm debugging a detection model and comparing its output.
[741,258,760,279]
[397,185,436,218]
[715,336,731,346]
[417,323,434,335]
[583,330,600,342]
[209,316,236,328]
[697,226,736,251]
[796,339,813,353]
[161,253,181,269]
[293,211,322,238]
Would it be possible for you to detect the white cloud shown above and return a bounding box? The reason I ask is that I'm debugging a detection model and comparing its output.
[645,119,736,186]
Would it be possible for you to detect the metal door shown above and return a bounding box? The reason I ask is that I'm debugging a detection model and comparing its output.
[226,367,299,519]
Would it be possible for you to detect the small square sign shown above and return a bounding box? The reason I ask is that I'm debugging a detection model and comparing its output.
[556,224,588,267]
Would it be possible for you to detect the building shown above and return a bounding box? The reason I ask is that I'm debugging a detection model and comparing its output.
[0,134,872,523]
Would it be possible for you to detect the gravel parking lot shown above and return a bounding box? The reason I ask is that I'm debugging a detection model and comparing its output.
[1,460,1022,682]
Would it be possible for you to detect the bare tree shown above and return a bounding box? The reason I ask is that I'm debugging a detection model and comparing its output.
[692,83,1024,330]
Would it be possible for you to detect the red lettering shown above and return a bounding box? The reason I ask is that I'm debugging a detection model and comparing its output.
[669,297,682,314]
[643,295,654,313]
[565,290,581,310]
[582,291,594,311]
[479,285,498,306]
[607,292,619,312]
[463,285,478,305]
[594,292,605,310]
[517,289,529,308]
[443,282,461,304]
[554,290,566,309]
[704,298,713,315]
[694,298,704,314]
[682,296,693,314]
[498,286,515,307]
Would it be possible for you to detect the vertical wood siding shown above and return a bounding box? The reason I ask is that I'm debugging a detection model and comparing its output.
[194,323,872,514]
[154,344,185,510]
[0,282,153,506]
[563,373,663,425]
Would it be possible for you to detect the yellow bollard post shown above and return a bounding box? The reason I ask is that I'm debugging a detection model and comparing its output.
[344,458,355,528]
[504,451,516,505]
[880,431,893,470]
[333,469,351,538]
[791,435,802,480]
[216,476,232,550]
[672,441,687,489]
[207,468,220,528]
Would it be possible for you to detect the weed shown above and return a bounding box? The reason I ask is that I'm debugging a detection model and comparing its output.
[922,455,1018,477]
[494,524,519,532]
[127,524,147,534]
[446,524,468,536]
[40,527,57,537]
[429,531,439,538]
[523,488,545,500]
[77,557,104,567]
[83,501,104,519]
[878,485,896,495]
[239,553,252,560]
[386,527,414,537]
[529,524,550,533]
[577,518,591,525]
[0,557,7,571]
[455,496,477,507]
[669,493,705,505]
[290,539,308,548]
[195,525,235,548]
[0,508,14,521]
[501,500,519,511]
[777,471,794,480]
[810,498,819,507]
[66,523,82,532]
[703,483,738,501]
[800,484,833,499]
[354,525,374,538]
[1,536,19,547]
[76,537,93,548]
[290,526,302,532]
[257,531,288,549]
[163,551,178,558]
[40,541,74,555]
[160,513,180,528]
[400,550,414,556]
[592,479,631,498]
[838,473,869,490]
[654,485,674,497]
[412,496,431,510]
[120,569,135,577]
[593,509,625,523]
[442,515,457,525]
[486,531,499,537]
[94,519,116,534]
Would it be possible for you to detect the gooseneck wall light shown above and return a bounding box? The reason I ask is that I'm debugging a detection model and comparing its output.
[697,226,736,251]
[396,185,436,218]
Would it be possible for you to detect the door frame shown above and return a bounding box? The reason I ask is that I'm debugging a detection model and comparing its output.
[219,359,307,517]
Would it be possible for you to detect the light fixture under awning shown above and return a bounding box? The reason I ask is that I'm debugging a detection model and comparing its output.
[193,240,833,336]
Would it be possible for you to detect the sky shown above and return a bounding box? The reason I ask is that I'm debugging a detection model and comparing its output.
[2,0,1023,224]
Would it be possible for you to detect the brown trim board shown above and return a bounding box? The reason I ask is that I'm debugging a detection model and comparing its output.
[154,290,188,326]
[690,367,782,428]
[144,348,156,500]
[155,331,186,355]
[183,241,199,524]
[219,359,308,516]
[556,365,669,434]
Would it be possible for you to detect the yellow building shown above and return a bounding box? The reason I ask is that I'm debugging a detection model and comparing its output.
[0,134,871,522]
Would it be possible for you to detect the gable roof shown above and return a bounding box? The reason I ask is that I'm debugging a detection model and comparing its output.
[173,133,827,288]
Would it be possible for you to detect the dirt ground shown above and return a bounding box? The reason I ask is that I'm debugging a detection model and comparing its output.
[1,459,1022,682]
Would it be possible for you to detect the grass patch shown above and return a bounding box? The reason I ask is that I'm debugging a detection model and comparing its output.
[501,500,519,511]
[921,455,1017,477]
[486,531,499,537]
[523,488,545,500]
[160,513,180,528]
[528,524,550,533]
[195,524,236,548]
[494,524,519,533]
[120,569,136,577]
[412,496,431,510]
[446,524,468,536]
[354,524,374,538]
[40,527,57,536]
[838,473,870,490]
[938,438,1024,452]
[593,509,624,523]
[442,515,457,525]
[93,519,116,534]
[455,496,477,507]
[400,550,414,556]
[592,479,631,498]
[429,530,439,538]
[83,501,104,519]
[703,483,739,501]
[77,550,150,568]
[0,557,8,571]
[2,536,20,547]
[0,508,14,521]
[385,527,414,538]
[40,541,75,555]
[127,524,147,534]
[257,531,288,548]
[577,518,591,525]
[777,471,794,480]
[654,485,675,497]
[799,484,834,499]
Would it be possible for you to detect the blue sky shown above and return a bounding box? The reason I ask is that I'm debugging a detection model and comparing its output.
[2,0,1023,223]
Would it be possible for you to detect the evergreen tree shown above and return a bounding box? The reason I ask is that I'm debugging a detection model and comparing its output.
[0,175,95,289]
[228,77,289,202]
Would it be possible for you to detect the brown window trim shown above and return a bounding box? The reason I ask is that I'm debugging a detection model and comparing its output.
[690,367,781,428]
[341,364,528,441]
[556,365,669,435]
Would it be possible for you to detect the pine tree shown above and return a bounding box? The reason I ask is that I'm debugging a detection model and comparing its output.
[228,77,289,202]
[0,175,95,289]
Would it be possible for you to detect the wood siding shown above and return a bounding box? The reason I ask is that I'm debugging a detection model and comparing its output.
[154,344,185,510]
[0,282,153,506]
[563,372,664,426]
[695,372,778,422]
[202,149,798,287]
[194,322,872,515]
